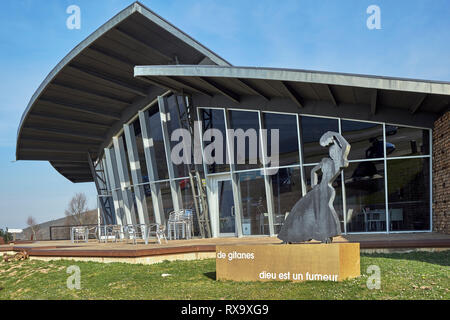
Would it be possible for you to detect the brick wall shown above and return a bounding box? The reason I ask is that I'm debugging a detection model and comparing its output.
[433,111,450,234]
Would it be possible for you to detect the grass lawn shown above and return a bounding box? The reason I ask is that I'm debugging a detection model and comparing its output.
[0,251,448,300]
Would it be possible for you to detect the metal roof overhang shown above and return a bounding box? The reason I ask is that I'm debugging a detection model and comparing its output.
[15,2,230,183]
[134,64,450,123]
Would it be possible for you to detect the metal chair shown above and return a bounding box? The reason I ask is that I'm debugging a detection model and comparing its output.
[105,225,123,242]
[152,224,168,244]
[182,209,194,239]
[125,224,146,245]
[156,224,168,244]
[72,226,88,243]
[145,224,168,244]
[167,210,190,240]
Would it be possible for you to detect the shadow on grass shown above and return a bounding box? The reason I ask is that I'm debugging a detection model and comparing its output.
[362,250,450,267]
[204,272,216,281]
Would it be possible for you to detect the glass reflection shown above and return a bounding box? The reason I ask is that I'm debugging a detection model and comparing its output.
[179,178,198,235]
[200,109,230,174]
[148,109,169,180]
[218,180,236,234]
[301,116,339,164]
[344,161,386,232]
[270,167,302,234]
[263,113,300,167]
[386,126,430,157]
[387,158,430,231]
[165,95,190,178]
[132,119,148,179]
[158,181,173,222]
[229,110,262,171]
[239,171,269,235]
[341,120,384,160]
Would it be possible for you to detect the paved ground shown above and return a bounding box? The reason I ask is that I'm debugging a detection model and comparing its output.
[2,232,449,252]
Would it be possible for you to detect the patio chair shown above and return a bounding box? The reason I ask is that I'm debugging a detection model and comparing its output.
[125,224,146,245]
[105,225,122,242]
[167,210,189,240]
[72,226,88,243]
[145,223,168,244]
[155,224,168,244]
[182,209,194,239]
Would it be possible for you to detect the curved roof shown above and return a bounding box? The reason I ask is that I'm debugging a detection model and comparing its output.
[16,2,230,183]
[134,65,450,114]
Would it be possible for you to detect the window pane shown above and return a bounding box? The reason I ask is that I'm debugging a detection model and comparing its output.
[341,120,384,160]
[270,167,302,234]
[179,179,200,236]
[301,116,339,164]
[148,110,169,180]
[344,161,386,232]
[263,113,300,167]
[239,171,269,235]
[165,95,190,178]
[131,185,155,224]
[132,119,148,179]
[387,158,430,231]
[119,135,134,187]
[158,181,173,222]
[200,109,230,174]
[229,110,262,171]
[386,126,430,157]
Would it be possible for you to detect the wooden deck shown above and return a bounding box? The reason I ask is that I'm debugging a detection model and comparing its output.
[1,233,449,261]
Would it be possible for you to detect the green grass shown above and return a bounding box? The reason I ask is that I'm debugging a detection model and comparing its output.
[0,251,448,300]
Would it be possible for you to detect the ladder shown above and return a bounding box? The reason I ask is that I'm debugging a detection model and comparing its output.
[174,94,211,238]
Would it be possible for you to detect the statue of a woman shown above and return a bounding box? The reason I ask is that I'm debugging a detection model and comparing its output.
[278,131,350,244]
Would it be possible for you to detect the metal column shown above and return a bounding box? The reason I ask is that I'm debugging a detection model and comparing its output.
[104,148,124,226]
[113,136,137,225]
[138,110,166,225]
[124,123,150,225]
[224,108,244,237]
[258,112,275,236]
[158,96,182,211]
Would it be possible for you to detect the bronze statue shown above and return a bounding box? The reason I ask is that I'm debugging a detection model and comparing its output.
[278,131,350,244]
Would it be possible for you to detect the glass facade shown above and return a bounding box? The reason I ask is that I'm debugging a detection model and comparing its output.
[199,108,230,174]
[101,94,433,237]
[387,158,430,231]
[270,167,303,234]
[341,120,384,160]
[344,161,386,232]
[386,126,430,158]
[263,113,300,167]
[238,170,269,236]
[301,116,339,164]
[228,110,262,171]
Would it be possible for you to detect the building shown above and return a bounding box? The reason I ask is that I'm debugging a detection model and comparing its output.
[16,2,450,239]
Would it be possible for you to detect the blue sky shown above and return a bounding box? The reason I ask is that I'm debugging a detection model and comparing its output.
[0,0,449,229]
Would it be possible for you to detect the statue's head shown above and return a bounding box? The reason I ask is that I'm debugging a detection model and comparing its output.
[319,131,351,169]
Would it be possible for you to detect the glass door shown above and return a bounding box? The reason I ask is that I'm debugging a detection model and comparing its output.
[208,175,236,237]
[217,179,236,236]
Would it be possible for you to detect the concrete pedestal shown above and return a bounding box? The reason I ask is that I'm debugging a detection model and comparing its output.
[216,243,360,282]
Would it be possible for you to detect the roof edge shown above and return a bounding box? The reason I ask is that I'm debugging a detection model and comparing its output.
[16,1,231,161]
[134,65,450,96]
